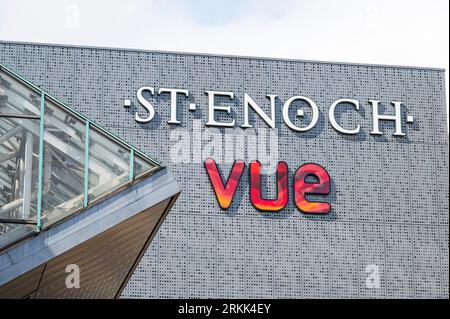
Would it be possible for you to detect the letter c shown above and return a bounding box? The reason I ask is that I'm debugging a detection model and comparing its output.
[329,99,360,134]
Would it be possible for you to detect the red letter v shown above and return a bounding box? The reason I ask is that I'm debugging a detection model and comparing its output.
[204,158,245,209]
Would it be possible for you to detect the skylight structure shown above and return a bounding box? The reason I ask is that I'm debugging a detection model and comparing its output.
[0,63,162,251]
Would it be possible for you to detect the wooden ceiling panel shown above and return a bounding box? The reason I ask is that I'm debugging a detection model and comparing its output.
[0,196,176,299]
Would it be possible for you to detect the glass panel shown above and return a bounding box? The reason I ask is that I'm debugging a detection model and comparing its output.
[88,128,130,203]
[41,99,85,225]
[0,223,35,249]
[0,66,162,251]
[134,152,156,178]
[0,71,40,116]
[0,118,40,222]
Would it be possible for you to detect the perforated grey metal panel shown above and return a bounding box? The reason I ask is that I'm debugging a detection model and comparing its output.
[355,142,383,222]
[0,41,447,299]
[157,213,187,298]
[433,72,449,144]
[436,145,449,226]
[102,50,131,128]
[106,126,131,142]
[412,225,441,298]
[406,69,434,144]
[409,144,437,224]
[273,218,302,298]
[159,54,188,130]
[163,163,187,214]
[352,65,379,142]
[378,68,408,143]
[189,163,221,214]
[273,60,297,138]
[243,59,271,132]
[74,49,103,123]
[121,234,159,299]
[298,63,326,139]
[187,55,215,129]
[383,143,410,223]
[16,44,46,88]
[440,226,449,298]
[245,217,273,298]
[0,43,16,70]
[328,139,355,221]
[326,64,353,140]
[187,214,216,298]
[131,51,160,130]
[217,216,245,298]
[132,128,160,160]
[357,223,386,299]
[330,222,358,298]
[385,224,414,298]
[301,220,329,299]
[45,46,74,106]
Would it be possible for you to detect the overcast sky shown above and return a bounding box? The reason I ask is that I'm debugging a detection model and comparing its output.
[0,0,448,118]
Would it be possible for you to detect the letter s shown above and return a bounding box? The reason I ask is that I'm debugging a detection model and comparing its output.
[136,86,155,123]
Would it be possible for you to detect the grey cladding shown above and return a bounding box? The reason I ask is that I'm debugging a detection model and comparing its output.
[0,41,448,299]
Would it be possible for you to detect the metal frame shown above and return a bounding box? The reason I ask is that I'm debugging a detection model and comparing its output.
[0,114,40,120]
[36,92,45,231]
[0,63,164,239]
[129,148,134,181]
[84,121,90,208]
[0,164,161,254]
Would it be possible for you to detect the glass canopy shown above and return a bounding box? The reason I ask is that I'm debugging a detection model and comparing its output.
[0,63,162,250]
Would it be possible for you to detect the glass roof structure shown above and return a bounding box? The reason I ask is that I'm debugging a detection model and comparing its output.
[0,63,163,251]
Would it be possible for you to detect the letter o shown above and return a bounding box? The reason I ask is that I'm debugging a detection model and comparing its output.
[282,96,319,132]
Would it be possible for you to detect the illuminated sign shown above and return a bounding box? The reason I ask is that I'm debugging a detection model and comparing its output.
[124,86,416,214]
[126,87,416,137]
[204,158,331,214]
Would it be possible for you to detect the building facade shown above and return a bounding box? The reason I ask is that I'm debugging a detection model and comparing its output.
[0,41,448,299]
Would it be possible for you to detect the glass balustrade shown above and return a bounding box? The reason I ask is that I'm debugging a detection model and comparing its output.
[0,63,162,250]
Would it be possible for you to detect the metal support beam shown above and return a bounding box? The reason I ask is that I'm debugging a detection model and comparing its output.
[129,148,134,181]
[0,197,23,215]
[0,151,16,162]
[5,94,130,173]
[16,132,25,219]
[0,113,40,120]
[84,121,89,208]
[21,132,33,219]
[0,126,22,145]
[12,117,116,182]
[36,93,45,232]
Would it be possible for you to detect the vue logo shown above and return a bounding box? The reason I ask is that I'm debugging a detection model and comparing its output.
[204,158,331,214]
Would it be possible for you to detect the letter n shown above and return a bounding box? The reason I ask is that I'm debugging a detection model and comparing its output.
[204,158,245,209]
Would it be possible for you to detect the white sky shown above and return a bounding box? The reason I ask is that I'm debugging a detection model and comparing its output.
[0,0,448,122]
